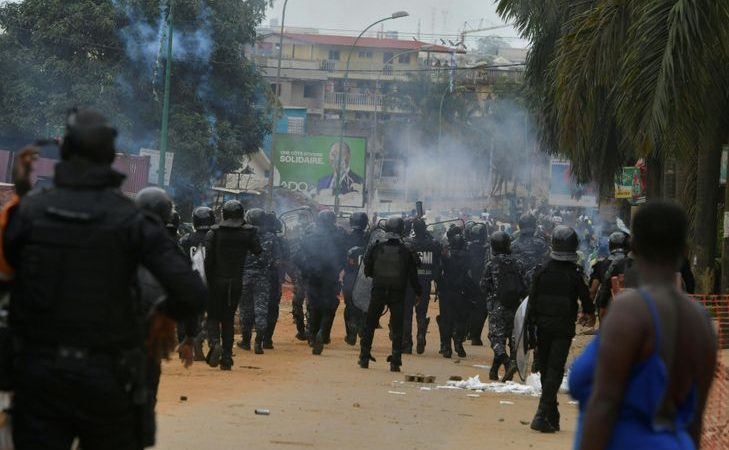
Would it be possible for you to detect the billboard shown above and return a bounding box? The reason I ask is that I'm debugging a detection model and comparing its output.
[275,135,366,207]
[548,159,598,208]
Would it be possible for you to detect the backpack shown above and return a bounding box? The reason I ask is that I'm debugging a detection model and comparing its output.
[190,244,206,285]
[496,258,526,309]
[372,243,407,290]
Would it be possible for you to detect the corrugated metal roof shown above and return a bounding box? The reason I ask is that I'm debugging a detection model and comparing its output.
[273,32,462,54]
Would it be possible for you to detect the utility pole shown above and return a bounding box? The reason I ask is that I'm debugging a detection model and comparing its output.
[158,0,174,186]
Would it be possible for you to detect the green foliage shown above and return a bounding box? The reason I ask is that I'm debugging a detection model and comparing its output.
[0,0,271,210]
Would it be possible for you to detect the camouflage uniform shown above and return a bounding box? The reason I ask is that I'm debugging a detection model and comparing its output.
[480,254,527,360]
[265,234,287,345]
[240,231,279,344]
[511,233,550,283]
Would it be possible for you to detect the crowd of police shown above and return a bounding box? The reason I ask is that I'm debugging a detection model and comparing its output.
[0,108,668,447]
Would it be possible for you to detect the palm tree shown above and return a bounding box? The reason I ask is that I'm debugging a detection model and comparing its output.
[497,0,729,292]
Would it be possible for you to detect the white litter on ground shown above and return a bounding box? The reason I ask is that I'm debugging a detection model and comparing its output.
[499,401,514,405]
[472,364,491,370]
[467,394,481,398]
[420,387,432,391]
[525,373,570,394]
[388,391,406,395]
[437,374,570,397]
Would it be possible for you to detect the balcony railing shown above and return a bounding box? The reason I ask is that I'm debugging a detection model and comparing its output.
[324,92,383,108]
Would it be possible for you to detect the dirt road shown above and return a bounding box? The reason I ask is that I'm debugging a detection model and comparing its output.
[155,299,586,450]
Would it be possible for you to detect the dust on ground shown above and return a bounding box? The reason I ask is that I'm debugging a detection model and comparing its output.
[155,298,592,449]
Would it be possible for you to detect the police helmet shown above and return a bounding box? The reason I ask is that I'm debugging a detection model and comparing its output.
[192,206,215,231]
[518,213,537,234]
[349,212,369,230]
[135,187,173,224]
[551,226,579,262]
[446,224,463,239]
[60,107,118,165]
[411,218,427,236]
[608,231,630,254]
[166,211,181,234]
[245,208,266,227]
[221,200,245,227]
[317,210,337,228]
[385,217,405,236]
[448,233,465,250]
[471,223,488,241]
[490,231,511,255]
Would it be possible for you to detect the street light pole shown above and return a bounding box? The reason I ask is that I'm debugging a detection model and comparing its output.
[370,45,432,216]
[438,84,467,154]
[266,0,290,211]
[334,11,409,214]
[159,0,174,186]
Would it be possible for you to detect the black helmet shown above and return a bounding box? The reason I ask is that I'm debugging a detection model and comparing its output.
[551,225,579,262]
[135,187,173,224]
[411,218,427,236]
[60,107,118,165]
[317,210,337,228]
[448,233,465,250]
[166,210,180,234]
[245,208,266,227]
[446,224,463,239]
[490,231,511,255]
[349,212,368,230]
[471,223,488,241]
[385,217,405,236]
[192,206,215,231]
[518,213,537,234]
[608,231,630,254]
[221,200,245,227]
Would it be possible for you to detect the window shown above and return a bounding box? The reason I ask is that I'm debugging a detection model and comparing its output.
[358,50,373,59]
[287,117,305,135]
[270,83,279,96]
[398,54,411,64]
[328,50,340,60]
[303,84,318,98]
[381,160,399,177]
[383,52,394,64]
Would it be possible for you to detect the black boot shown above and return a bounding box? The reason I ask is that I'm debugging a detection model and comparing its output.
[264,323,276,349]
[312,330,324,355]
[402,340,413,355]
[387,354,401,372]
[254,334,264,355]
[358,352,375,369]
[471,336,484,346]
[220,355,233,371]
[237,328,252,351]
[345,323,357,346]
[416,317,429,355]
[530,405,557,433]
[193,338,206,362]
[442,339,452,359]
[454,339,467,358]
[548,403,561,432]
[489,354,503,381]
[206,342,222,368]
[502,358,518,382]
[294,316,308,341]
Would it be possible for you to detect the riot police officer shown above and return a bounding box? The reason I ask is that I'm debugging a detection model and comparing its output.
[1,108,207,449]
[265,212,287,349]
[595,231,636,318]
[402,217,441,355]
[465,222,489,346]
[178,206,215,360]
[437,231,477,359]
[205,200,261,370]
[528,226,595,433]
[342,212,369,346]
[512,213,550,280]
[480,231,527,381]
[359,217,421,372]
[294,210,344,355]
[239,208,278,355]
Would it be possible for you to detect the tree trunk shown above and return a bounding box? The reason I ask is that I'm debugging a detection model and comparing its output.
[693,144,722,294]
[662,157,676,200]
[646,156,663,200]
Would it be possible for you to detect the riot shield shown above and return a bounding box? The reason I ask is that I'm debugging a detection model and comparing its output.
[513,297,532,382]
[278,207,314,241]
[351,226,387,313]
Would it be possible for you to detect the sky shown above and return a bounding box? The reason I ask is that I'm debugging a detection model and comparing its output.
[264,0,528,49]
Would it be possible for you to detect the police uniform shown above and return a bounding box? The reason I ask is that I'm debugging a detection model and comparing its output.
[342,215,369,345]
[528,226,595,433]
[464,225,489,346]
[359,220,421,371]
[402,228,441,354]
[1,113,207,449]
[205,202,261,368]
[240,228,278,354]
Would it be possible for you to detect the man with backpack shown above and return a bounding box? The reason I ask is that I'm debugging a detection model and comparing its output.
[480,231,527,381]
